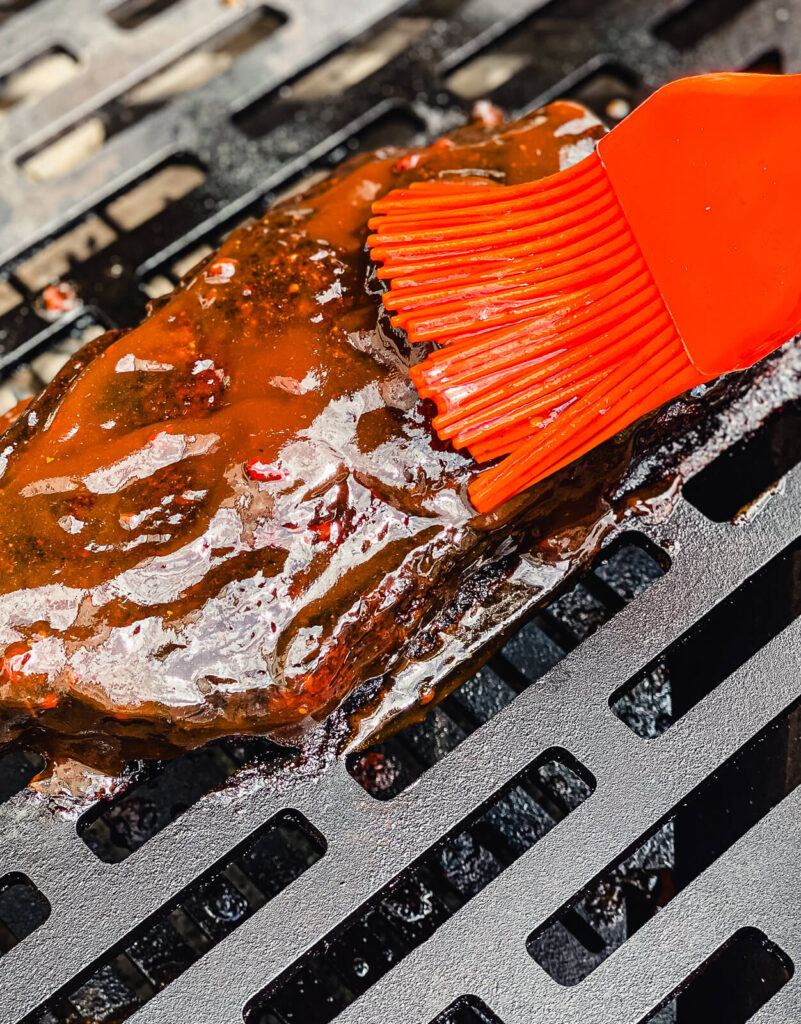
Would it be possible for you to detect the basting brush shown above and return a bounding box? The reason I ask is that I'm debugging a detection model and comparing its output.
[367,73,801,512]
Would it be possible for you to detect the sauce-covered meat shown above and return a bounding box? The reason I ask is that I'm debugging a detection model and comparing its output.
[0,104,608,765]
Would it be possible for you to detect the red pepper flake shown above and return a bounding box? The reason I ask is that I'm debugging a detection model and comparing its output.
[392,152,423,173]
[245,458,284,482]
[432,137,455,150]
[204,259,238,284]
[1,645,31,683]
[39,694,58,710]
[309,520,332,543]
[39,281,78,320]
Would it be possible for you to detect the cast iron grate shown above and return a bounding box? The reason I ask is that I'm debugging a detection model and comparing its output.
[2,1,801,1023]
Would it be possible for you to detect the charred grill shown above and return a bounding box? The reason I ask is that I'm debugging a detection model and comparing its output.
[2,1,801,1023]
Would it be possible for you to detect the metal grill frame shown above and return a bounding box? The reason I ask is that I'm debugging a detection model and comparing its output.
[2,1,801,1022]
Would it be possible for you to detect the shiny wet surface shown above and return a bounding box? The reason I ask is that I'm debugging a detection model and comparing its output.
[0,102,613,768]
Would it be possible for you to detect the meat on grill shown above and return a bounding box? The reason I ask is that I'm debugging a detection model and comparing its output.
[0,103,609,766]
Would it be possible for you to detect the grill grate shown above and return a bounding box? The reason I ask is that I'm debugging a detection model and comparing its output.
[3,1,801,1022]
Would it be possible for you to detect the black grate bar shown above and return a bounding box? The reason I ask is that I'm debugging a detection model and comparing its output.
[325,641,801,1024]
[245,751,593,1024]
[21,811,325,1024]
[528,697,801,984]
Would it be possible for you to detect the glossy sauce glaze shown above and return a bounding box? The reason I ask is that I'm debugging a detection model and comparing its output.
[0,103,612,767]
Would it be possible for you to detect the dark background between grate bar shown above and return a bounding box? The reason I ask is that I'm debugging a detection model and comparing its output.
[2,1,801,1023]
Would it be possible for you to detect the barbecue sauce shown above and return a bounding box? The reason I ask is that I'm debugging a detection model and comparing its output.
[0,102,702,773]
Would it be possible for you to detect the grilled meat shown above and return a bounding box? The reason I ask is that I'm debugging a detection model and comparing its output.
[0,102,630,765]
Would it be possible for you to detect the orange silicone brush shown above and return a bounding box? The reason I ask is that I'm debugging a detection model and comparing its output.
[367,73,801,512]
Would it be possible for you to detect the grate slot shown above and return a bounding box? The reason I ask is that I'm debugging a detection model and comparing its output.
[0,46,79,113]
[546,583,610,645]
[0,364,38,418]
[107,0,181,30]
[124,918,197,991]
[123,7,286,107]
[611,533,801,739]
[0,277,22,317]
[18,7,286,183]
[639,928,793,1024]
[169,242,215,282]
[349,537,666,799]
[63,958,144,1023]
[564,61,641,122]
[0,311,106,395]
[440,0,567,100]
[653,0,763,50]
[232,16,429,138]
[0,873,51,955]
[23,811,325,1024]
[683,400,801,521]
[742,47,785,72]
[0,749,43,804]
[19,119,107,184]
[104,160,206,232]
[317,107,427,171]
[431,996,506,1024]
[245,750,594,1024]
[287,16,431,102]
[445,50,530,99]
[529,697,801,985]
[78,736,294,863]
[14,217,117,292]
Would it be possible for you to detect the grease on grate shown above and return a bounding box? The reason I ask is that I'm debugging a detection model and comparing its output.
[349,536,667,800]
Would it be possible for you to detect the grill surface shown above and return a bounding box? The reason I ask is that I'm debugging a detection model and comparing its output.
[2,1,801,1022]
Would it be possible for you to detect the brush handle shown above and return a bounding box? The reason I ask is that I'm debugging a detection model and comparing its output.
[598,73,801,377]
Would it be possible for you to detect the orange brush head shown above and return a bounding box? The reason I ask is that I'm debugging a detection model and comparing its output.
[368,73,801,512]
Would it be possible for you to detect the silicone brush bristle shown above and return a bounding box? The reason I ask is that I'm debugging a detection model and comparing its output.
[368,150,706,512]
